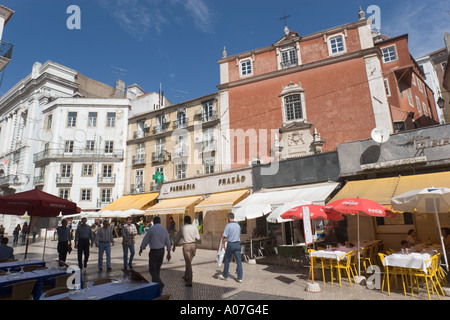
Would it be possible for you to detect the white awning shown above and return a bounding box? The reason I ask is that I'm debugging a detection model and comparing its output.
[232,181,340,222]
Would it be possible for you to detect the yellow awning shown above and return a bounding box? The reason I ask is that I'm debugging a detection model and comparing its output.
[101,193,159,211]
[328,171,450,206]
[195,189,250,212]
[145,195,203,215]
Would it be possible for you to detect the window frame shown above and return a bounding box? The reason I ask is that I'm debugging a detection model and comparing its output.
[239,58,253,77]
[80,188,92,201]
[381,45,398,63]
[67,111,77,127]
[106,112,116,128]
[88,112,98,128]
[82,164,93,177]
[327,34,346,55]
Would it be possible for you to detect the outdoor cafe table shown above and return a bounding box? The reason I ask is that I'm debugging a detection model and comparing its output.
[311,246,355,261]
[41,280,161,300]
[383,251,435,274]
[0,259,46,272]
[0,268,67,300]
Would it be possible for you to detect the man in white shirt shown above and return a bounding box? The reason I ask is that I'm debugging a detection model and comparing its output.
[172,215,200,287]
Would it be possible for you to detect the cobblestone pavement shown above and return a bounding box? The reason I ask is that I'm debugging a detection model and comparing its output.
[10,235,450,301]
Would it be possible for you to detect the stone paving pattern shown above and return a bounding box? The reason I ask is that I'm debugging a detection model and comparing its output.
[10,234,450,301]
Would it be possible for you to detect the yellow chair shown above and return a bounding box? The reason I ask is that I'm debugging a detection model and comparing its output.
[378,253,408,296]
[409,254,445,300]
[332,251,355,287]
[359,246,374,273]
[308,249,332,284]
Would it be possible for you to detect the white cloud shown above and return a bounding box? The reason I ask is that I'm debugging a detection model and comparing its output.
[182,0,214,33]
[381,1,450,57]
[98,0,214,40]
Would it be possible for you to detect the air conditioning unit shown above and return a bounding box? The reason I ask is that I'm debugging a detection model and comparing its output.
[162,117,170,124]
[144,123,151,128]
[194,136,203,143]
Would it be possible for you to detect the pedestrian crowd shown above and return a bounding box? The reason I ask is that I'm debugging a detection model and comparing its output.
[1,214,243,294]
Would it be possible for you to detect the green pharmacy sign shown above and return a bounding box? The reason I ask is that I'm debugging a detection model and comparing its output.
[152,171,164,184]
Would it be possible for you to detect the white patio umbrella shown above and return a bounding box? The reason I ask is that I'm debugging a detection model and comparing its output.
[232,204,272,222]
[232,204,271,262]
[391,187,450,271]
[266,200,312,223]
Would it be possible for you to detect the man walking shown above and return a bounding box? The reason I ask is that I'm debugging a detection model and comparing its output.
[56,219,71,266]
[219,213,243,283]
[74,217,93,270]
[95,220,114,271]
[122,217,137,270]
[139,216,171,292]
[172,215,200,287]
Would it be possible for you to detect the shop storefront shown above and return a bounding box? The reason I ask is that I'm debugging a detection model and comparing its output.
[329,171,450,250]
[237,152,341,245]
[144,168,253,249]
[335,123,450,250]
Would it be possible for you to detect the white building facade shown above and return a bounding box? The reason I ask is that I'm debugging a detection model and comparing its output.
[0,60,130,233]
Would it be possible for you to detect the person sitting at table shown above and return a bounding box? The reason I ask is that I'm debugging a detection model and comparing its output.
[0,237,14,260]
[400,240,409,250]
[441,228,450,249]
[406,229,417,247]
[324,226,338,245]
[293,221,304,244]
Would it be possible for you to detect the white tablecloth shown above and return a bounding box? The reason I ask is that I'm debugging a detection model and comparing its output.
[311,249,353,261]
[383,252,433,273]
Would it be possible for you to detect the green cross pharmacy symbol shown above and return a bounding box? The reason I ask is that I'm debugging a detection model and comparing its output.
[152,171,164,184]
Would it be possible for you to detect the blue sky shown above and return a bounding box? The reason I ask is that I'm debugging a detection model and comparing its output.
[1,0,449,103]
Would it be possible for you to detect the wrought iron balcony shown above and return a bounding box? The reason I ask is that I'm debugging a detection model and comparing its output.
[97,174,116,184]
[132,154,146,165]
[202,110,218,122]
[130,183,146,194]
[56,174,73,184]
[33,148,124,164]
[151,151,168,163]
[173,118,189,129]
[33,175,45,186]
[0,175,17,187]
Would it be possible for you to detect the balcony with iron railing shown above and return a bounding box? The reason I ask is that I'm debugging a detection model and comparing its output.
[171,145,189,159]
[151,151,168,163]
[202,110,218,123]
[56,174,73,184]
[152,123,168,135]
[33,148,124,164]
[97,174,116,184]
[130,183,146,194]
[33,175,45,186]
[0,175,17,187]
[173,118,189,129]
[132,154,146,165]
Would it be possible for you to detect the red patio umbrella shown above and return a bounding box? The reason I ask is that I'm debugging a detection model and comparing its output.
[281,204,344,221]
[324,198,394,218]
[0,188,81,258]
[324,198,394,280]
[0,188,80,217]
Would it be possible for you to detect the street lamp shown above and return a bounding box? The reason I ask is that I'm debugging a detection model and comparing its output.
[437,97,445,109]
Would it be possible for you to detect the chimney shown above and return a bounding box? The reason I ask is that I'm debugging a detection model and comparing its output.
[114,79,125,98]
